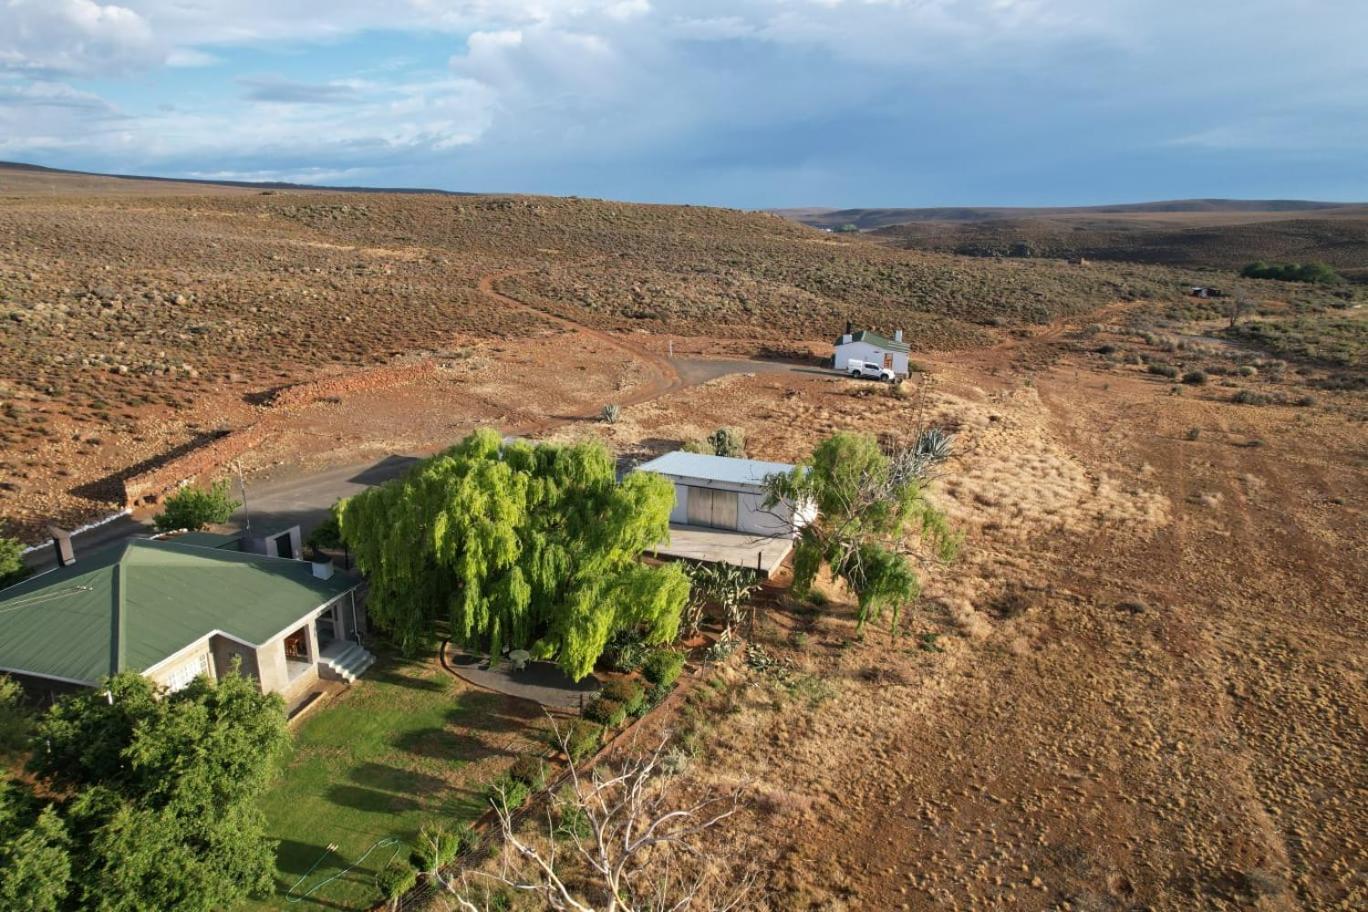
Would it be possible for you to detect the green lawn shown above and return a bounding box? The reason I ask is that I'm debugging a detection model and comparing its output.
[251,650,549,912]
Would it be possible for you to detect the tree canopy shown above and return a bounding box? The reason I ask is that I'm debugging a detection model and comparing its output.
[1240,261,1341,284]
[338,429,689,680]
[0,670,289,912]
[152,480,241,532]
[766,431,958,631]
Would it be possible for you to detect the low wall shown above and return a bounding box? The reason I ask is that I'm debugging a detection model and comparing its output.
[122,424,270,507]
[121,359,435,507]
[269,360,436,408]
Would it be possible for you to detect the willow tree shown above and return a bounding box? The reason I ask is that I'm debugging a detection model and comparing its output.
[765,431,958,632]
[338,429,688,680]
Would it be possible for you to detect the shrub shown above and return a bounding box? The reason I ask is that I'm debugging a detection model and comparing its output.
[584,697,627,727]
[376,860,418,904]
[642,650,686,688]
[600,404,621,424]
[608,639,649,673]
[707,426,746,458]
[1232,389,1274,406]
[1181,369,1208,385]
[152,479,240,532]
[487,775,531,810]
[1147,363,1179,378]
[559,720,603,762]
[554,802,592,841]
[1238,365,1258,377]
[601,678,646,715]
[0,674,31,754]
[680,438,710,454]
[1295,394,1317,407]
[1185,427,1201,441]
[411,822,467,872]
[0,537,27,590]
[509,754,547,788]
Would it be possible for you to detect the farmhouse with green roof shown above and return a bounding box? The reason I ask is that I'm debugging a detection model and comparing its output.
[0,538,371,703]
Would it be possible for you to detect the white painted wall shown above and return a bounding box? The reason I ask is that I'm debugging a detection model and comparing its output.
[663,477,811,538]
[834,340,909,376]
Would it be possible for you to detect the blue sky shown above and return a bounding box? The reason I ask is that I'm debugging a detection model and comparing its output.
[1,1,1365,208]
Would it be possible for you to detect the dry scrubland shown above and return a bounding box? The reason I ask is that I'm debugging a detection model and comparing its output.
[535,319,1366,912]
[0,167,1353,538]
[1,168,1365,911]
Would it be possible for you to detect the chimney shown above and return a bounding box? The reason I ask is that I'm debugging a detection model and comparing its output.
[49,526,75,567]
[311,557,335,581]
[894,329,904,342]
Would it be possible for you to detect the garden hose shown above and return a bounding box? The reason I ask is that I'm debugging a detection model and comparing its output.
[285,837,404,904]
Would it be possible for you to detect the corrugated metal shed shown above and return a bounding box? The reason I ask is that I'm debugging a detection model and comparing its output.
[0,539,356,685]
[636,451,795,488]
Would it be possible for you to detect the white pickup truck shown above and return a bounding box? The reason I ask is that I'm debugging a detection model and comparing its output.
[846,358,897,382]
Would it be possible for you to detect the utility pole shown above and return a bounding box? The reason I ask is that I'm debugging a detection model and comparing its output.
[236,460,252,532]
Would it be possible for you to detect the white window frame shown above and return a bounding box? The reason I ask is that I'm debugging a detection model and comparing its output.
[163,652,211,692]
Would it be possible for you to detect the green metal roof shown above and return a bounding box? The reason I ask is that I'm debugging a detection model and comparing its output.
[0,539,356,685]
[168,530,243,551]
[833,329,911,353]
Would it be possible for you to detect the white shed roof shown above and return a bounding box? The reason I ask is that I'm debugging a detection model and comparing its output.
[636,451,794,487]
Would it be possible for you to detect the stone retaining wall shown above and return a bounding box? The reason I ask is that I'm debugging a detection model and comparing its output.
[121,359,435,507]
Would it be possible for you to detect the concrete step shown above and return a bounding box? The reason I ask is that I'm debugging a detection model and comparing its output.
[320,642,376,684]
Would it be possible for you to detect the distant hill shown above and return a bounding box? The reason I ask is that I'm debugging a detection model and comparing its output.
[0,159,481,197]
[772,200,1368,283]
[772,199,1368,231]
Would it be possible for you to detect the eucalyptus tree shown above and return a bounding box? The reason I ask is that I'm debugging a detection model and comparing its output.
[339,429,689,680]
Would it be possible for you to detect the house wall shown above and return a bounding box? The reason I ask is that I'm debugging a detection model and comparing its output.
[243,526,303,560]
[146,641,214,691]
[834,341,909,376]
[254,619,320,700]
[211,635,260,682]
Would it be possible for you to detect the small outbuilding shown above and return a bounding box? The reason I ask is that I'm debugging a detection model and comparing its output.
[634,451,816,576]
[833,326,911,376]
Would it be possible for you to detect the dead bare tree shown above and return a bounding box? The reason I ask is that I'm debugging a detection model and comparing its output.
[438,733,754,912]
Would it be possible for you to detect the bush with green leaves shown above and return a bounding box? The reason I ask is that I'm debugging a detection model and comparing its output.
[584,697,627,727]
[601,678,646,715]
[411,822,468,873]
[0,671,289,912]
[766,432,958,633]
[707,426,746,458]
[1181,369,1208,385]
[0,675,30,755]
[508,754,546,789]
[377,859,418,904]
[642,650,686,688]
[338,430,689,678]
[1241,261,1341,284]
[558,720,603,762]
[0,537,27,590]
[152,479,241,532]
[600,403,622,424]
[306,511,344,554]
[686,562,761,635]
[1147,362,1180,378]
[487,775,531,811]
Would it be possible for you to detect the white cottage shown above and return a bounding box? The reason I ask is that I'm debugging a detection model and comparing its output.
[833,328,911,376]
[634,451,817,576]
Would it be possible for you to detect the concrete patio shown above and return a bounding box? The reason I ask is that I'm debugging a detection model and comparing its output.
[649,523,795,577]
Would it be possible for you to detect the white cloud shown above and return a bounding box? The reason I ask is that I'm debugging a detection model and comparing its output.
[0,0,157,74]
[0,1,1365,203]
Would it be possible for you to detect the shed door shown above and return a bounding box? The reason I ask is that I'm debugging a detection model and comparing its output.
[686,486,739,530]
[883,353,894,369]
